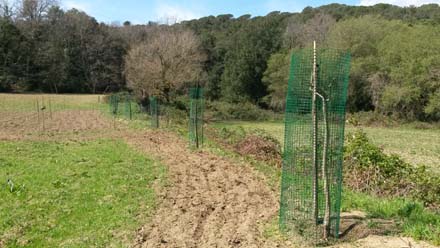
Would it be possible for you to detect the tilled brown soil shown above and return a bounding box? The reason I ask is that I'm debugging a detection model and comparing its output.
[125,130,290,248]
[0,110,113,140]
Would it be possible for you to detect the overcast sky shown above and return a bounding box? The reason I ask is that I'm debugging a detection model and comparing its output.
[61,0,440,24]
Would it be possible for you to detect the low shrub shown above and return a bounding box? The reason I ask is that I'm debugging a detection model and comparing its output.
[209,126,247,146]
[170,95,190,112]
[347,111,398,127]
[347,112,440,129]
[344,130,440,208]
[159,105,188,126]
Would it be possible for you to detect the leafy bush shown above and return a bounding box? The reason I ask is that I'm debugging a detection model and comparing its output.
[347,111,440,129]
[211,126,247,146]
[170,95,190,112]
[344,130,440,208]
[160,105,188,126]
[347,111,398,127]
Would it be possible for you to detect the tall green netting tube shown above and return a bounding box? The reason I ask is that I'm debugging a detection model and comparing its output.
[279,45,351,244]
[189,87,204,148]
[150,96,159,128]
[124,94,133,120]
[109,94,119,116]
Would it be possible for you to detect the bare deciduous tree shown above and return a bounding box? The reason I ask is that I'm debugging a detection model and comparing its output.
[111,23,156,47]
[18,0,58,22]
[0,0,17,18]
[368,72,388,110]
[125,27,206,101]
[284,12,336,48]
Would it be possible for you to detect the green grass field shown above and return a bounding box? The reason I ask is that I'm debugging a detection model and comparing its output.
[211,121,440,171]
[0,139,165,247]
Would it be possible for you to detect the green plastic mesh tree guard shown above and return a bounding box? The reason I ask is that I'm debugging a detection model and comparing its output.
[124,94,133,120]
[150,96,159,128]
[279,47,351,244]
[189,87,204,148]
[109,94,119,116]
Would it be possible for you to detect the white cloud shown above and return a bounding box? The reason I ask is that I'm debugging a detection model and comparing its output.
[154,3,202,24]
[62,0,92,12]
[360,0,440,7]
[265,0,302,13]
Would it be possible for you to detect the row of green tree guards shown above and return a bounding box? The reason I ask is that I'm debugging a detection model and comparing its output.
[108,88,204,148]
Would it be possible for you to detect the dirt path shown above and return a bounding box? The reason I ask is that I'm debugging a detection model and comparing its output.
[125,130,288,248]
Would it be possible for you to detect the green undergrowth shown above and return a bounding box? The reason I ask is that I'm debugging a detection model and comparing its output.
[347,111,440,129]
[205,101,280,121]
[345,130,440,208]
[342,191,440,244]
[343,130,440,244]
[0,139,166,247]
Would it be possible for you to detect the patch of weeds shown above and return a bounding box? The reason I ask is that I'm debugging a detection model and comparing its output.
[367,220,379,229]
[5,178,26,196]
[342,191,440,245]
[262,217,293,243]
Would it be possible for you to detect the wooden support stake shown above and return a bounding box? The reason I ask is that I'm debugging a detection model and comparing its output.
[316,92,331,240]
[41,97,45,132]
[36,100,40,130]
[49,98,53,119]
[311,40,319,226]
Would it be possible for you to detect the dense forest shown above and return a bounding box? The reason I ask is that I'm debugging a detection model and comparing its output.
[0,0,439,121]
